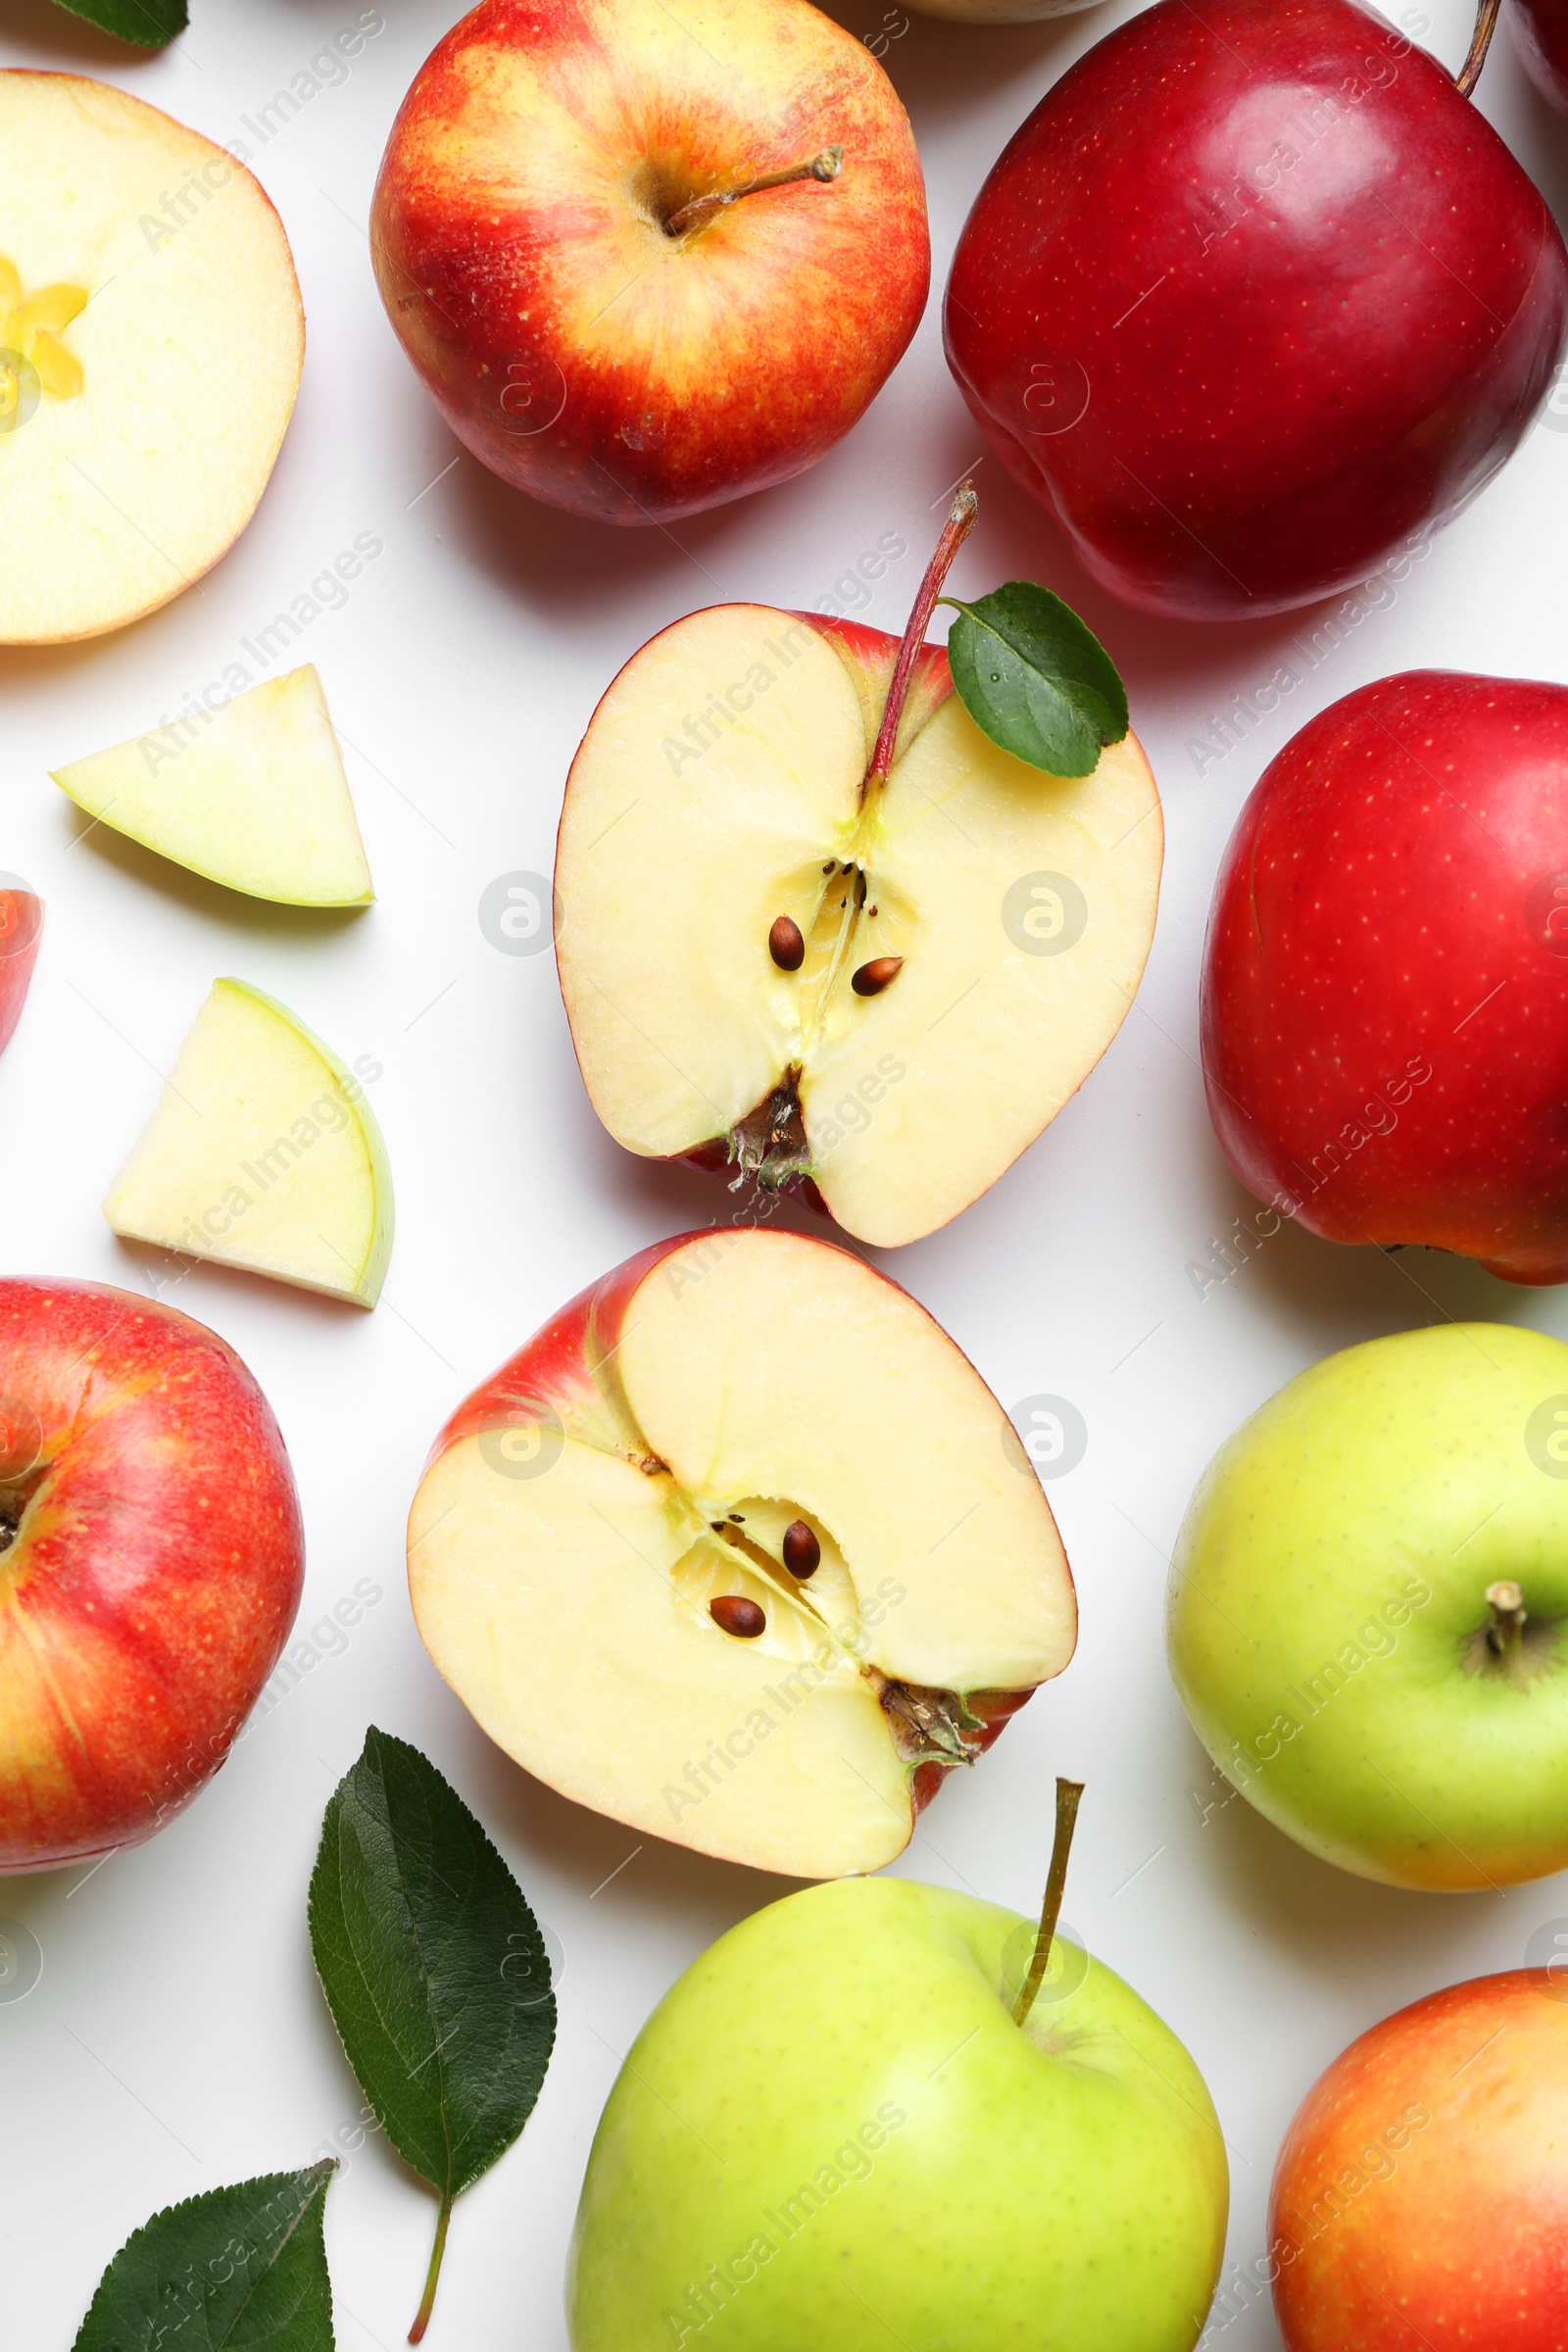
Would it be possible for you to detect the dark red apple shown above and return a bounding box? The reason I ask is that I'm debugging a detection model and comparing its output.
[1510,0,1568,112]
[945,0,1568,619]
[1201,670,1568,1284]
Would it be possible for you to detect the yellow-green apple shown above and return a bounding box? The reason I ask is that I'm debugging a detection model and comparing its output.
[407,1225,1075,1879]
[1270,1971,1568,2348]
[369,0,929,524]
[104,979,394,1308]
[0,72,303,645]
[0,1278,304,1873]
[1203,671,1568,1285]
[0,882,41,1056]
[568,1796,1228,2349]
[554,505,1162,1247]
[1169,1322,1568,1890]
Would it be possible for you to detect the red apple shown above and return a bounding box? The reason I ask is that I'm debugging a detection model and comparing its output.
[944,0,1568,619]
[1269,1971,1568,2348]
[1201,670,1568,1284]
[0,882,41,1055]
[371,0,929,525]
[0,1279,305,1873]
[1510,0,1568,112]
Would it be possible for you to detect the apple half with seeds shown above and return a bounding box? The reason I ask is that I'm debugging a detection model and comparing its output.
[556,490,1162,1248]
[0,72,303,645]
[408,1226,1076,1878]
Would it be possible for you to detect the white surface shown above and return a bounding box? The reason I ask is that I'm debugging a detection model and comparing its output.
[2,0,1567,2343]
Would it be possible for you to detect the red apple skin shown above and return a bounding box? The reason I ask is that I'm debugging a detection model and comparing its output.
[1201,671,1568,1284]
[0,890,41,1055]
[944,0,1568,620]
[1270,1972,1568,2348]
[0,1280,305,1874]
[371,0,929,526]
[1510,0,1568,113]
[420,1228,1042,1817]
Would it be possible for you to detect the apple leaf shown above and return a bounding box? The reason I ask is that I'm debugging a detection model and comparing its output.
[74,2164,336,2350]
[308,1728,556,2341]
[943,582,1129,777]
[50,0,187,46]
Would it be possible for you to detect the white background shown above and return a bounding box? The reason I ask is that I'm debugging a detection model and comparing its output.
[2,0,1567,2341]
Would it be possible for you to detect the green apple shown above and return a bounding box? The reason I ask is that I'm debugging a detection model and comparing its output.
[567,1791,1227,2350]
[52,665,373,906]
[104,977,393,1307]
[1168,1321,1568,1890]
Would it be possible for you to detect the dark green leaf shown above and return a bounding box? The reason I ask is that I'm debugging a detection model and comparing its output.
[944,581,1129,777]
[51,0,187,48]
[308,1730,556,2334]
[74,2165,335,2352]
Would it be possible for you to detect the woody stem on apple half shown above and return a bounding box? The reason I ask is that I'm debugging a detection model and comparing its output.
[1012,1777,1086,2028]
[862,480,978,802]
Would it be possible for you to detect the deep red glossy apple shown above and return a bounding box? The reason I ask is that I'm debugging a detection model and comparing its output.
[0,1279,305,1872]
[945,0,1568,619]
[0,883,42,1055]
[1201,670,1568,1284]
[1510,0,1568,112]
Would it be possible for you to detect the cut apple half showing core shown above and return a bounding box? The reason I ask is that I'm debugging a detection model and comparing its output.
[408,1226,1076,1879]
[556,500,1163,1248]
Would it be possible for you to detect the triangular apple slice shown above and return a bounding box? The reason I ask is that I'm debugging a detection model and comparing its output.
[53,667,373,907]
[0,881,42,1054]
[104,979,393,1307]
[408,1227,1075,1878]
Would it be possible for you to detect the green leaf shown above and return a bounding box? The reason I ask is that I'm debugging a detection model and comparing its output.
[50,0,187,48]
[74,2165,336,2351]
[943,581,1129,778]
[308,1728,557,2341]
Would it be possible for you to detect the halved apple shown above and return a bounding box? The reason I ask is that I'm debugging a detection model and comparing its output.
[408,1226,1076,1878]
[53,666,373,906]
[0,72,303,645]
[555,605,1162,1248]
[104,978,392,1306]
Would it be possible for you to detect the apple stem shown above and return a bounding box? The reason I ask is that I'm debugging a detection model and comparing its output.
[1455,0,1502,94]
[1011,1777,1085,2029]
[861,481,979,804]
[1486,1579,1527,1658]
[665,148,843,237]
[408,2192,452,2344]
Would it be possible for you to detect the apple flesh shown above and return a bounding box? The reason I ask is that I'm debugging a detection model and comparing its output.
[104,979,394,1308]
[1270,1971,1568,2347]
[1201,670,1568,1284]
[370,0,928,524]
[0,1278,304,1872]
[944,0,1568,618]
[555,603,1161,1248]
[568,1876,1228,2349]
[1169,1322,1568,1889]
[0,72,303,645]
[408,1227,1075,1880]
[0,884,42,1055]
[53,666,374,908]
[1509,0,1568,112]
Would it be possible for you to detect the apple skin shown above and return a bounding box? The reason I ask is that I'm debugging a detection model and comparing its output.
[0,889,41,1055]
[371,0,929,525]
[568,1877,1228,2351]
[944,0,1568,619]
[1201,671,1568,1284]
[0,1279,305,1874]
[1168,1322,1568,1891]
[1270,1972,1568,2348]
[1510,0,1568,114]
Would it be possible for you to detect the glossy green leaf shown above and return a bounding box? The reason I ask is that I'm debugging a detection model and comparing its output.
[944,581,1129,777]
[51,0,187,48]
[74,2165,336,2351]
[308,1728,556,2338]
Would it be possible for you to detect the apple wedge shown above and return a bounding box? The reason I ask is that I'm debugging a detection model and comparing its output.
[0,880,42,1054]
[408,1226,1076,1879]
[556,578,1161,1250]
[53,666,374,906]
[0,72,303,645]
[104,979,392,1307]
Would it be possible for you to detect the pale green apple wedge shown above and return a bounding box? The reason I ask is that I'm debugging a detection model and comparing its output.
[104,978,392,1307]
[52,666,373,906]
[1168,1323,1568,1890]
[568,1871,1228,2351]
